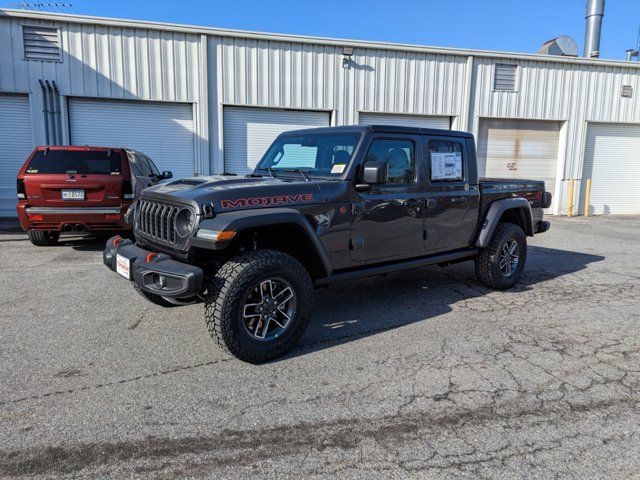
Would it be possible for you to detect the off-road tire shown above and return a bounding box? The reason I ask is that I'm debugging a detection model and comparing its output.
[132,282,178,308]
[28,230,59,246]
[205,249,313,364]
[475,222,527,290]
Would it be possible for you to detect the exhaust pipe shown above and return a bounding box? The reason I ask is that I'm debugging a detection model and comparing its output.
[584,0,605,58]
[62,224,74,232]
[74,224,85,232]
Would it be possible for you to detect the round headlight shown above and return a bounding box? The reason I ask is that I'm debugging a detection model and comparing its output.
[175,208,195,238]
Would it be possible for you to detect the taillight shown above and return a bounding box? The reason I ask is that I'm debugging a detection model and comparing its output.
[122,179,133,200]
[27,213,43,221]
[17,178,26,199]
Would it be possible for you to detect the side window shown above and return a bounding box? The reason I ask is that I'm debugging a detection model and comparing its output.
[128,152,144,177]
[428,141,464,182]
[135,154,153,177]
[366,139,415,185]
[142,154,161,176]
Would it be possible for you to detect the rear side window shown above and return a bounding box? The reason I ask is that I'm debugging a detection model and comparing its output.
[140,154,161,176]
[428,141,464,182]
[26,150,122,175]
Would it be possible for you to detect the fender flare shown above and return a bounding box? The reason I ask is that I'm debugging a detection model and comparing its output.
[192,207,333,276]
[475,198,534,248]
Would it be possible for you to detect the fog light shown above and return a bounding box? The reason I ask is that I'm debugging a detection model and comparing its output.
[152,274,167,289]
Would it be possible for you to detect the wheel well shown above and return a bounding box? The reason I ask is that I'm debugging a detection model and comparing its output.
[498,207,532,236]
[226,223,327,279]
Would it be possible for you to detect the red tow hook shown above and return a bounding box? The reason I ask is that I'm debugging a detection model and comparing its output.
[145,252,158,263]
[113,236,123,247]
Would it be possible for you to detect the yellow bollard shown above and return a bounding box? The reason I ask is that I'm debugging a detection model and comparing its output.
[584,178,592,217]
[567,179,575,217]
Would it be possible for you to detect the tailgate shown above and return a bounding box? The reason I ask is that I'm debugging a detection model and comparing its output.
[23,149,125,208]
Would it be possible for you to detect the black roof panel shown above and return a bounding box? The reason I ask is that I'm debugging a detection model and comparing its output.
[279,124,473,138]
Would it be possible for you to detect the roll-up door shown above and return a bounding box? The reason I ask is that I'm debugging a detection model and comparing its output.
[359,112,450,130]
[581,123,640,214]
[69,98,196,179]
[0,94,33,216]
[477,118,560,210]
[223,107,330,175]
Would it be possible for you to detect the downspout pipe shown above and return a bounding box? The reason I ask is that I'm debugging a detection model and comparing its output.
[584,0,605,58]
[52,80,63,145]
[45,80,58,145]
[38,79,50,145]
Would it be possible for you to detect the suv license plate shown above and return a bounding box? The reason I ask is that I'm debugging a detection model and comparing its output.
[62,189,85,200]
[116,254,131,279]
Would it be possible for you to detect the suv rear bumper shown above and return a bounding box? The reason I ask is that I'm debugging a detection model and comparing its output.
[103,236,203,299]
[17,203,131,232]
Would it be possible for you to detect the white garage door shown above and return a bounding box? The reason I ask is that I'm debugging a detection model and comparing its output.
[0,94,33,216]
[69,98,196,179]
[478,119,560,209]
[581,123,640,215]
[359,112,450,130]
[223,107,330,175]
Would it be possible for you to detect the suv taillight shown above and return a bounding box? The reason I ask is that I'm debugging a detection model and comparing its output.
[17,178,26,199]
[122,178,134,200]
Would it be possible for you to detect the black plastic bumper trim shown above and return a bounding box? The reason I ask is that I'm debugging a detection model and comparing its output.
[103,236,203,298]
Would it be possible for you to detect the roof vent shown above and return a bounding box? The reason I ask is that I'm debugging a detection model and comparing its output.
[23,25,61,62]
[537,36,579,57]
[622,85,633,98]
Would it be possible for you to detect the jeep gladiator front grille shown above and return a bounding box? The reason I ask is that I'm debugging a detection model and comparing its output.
[137,199,180,245]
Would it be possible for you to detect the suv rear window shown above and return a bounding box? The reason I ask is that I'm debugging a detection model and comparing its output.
[26,150,122,175]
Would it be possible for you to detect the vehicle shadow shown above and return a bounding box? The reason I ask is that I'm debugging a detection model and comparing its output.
[65,232,130,252]
[284,246,605,361]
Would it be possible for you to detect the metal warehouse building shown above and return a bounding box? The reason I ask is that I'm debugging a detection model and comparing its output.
[1,9,640,217]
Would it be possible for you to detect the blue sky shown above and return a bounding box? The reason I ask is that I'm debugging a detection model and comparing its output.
[6,0,640,60]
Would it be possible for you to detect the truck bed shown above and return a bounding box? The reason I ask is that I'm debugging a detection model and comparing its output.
[479,177,548,227]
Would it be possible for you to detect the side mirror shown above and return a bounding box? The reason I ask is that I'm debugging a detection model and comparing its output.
[161,171,173,180]
[362,161,388,184]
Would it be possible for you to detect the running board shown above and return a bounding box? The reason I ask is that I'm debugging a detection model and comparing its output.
[315,249,479,286]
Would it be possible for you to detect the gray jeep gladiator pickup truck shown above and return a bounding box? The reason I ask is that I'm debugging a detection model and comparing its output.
[104,125,551,363]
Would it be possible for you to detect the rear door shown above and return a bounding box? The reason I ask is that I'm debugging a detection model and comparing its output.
[23,149,125,208]
[350,134,426,263]
[424,137,480,252]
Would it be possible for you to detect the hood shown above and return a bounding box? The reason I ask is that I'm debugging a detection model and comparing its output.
[140,174,348,214]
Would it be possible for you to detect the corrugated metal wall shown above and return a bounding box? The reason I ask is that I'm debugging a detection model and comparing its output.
[2,11,640,214]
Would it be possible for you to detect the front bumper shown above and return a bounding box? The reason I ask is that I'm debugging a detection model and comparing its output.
[103,236,204,299]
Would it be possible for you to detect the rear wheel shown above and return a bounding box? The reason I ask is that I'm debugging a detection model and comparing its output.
[205,249,313,364]
[475,222,527,290]
[28,230,59,246]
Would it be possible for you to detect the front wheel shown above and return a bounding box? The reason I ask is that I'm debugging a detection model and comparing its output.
[475,222,527,290]
[205,249,313,363]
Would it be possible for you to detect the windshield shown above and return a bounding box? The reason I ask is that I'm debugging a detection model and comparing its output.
[255,133,361,177]
[26,150,122,175]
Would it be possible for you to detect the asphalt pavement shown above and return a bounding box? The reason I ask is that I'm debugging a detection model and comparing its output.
[1,215,639,479]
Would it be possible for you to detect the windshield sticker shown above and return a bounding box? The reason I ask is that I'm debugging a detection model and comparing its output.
[331,164,346,174]
[220,193,314,209]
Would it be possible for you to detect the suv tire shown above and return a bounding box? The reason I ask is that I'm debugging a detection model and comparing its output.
[205,249,313,363]
[28,230,59,246]
[475,222,527,290]
[132,282,178,308]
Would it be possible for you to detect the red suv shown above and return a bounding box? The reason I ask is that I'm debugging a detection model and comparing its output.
[16,146,172,246]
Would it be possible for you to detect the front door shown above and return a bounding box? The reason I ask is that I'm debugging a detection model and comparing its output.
[350,135,425,263]
[424,137,479,252]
